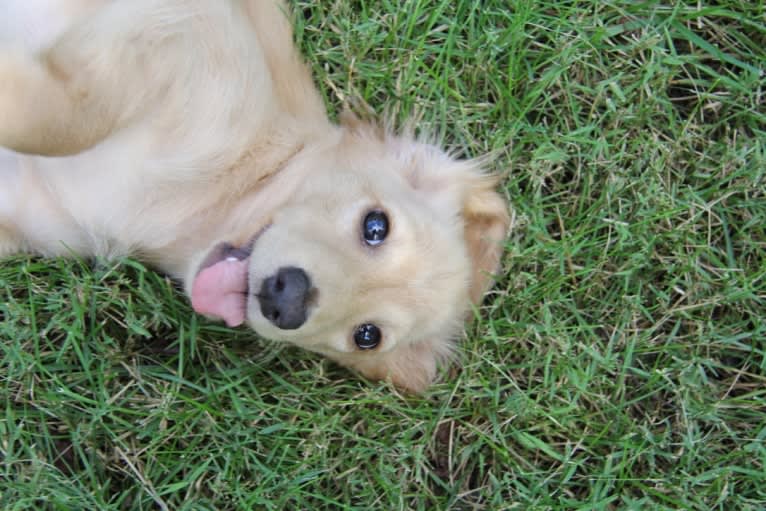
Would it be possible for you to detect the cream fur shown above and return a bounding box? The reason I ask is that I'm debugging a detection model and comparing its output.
[0,0,510,392]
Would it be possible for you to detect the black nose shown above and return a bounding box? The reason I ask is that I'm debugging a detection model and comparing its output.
[257,267,312,330]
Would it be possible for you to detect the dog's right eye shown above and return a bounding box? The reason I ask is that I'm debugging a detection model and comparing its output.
[353,323,381,349]
[362,210,388,246]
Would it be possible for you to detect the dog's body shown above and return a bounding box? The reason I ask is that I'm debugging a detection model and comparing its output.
[0,0,509,391]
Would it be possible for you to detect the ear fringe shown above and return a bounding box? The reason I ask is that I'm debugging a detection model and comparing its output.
[462,176,512,304]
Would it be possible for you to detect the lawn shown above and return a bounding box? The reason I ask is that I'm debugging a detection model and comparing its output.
[1,0,765,509]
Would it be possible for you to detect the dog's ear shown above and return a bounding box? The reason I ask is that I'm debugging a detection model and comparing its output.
[385,135,511,305]
[461,173,511,304]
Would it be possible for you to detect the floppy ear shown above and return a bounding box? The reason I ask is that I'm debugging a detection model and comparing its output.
[462,174,511,304]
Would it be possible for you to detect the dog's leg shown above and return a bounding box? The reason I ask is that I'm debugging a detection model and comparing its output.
[0,4,156,160]
[241,0,327,121]
[0,50,116,156]
[1,1,275,160]
[0,2,220,157]
[0,0,109,156]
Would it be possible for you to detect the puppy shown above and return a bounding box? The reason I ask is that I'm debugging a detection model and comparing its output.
[0,0,510,392]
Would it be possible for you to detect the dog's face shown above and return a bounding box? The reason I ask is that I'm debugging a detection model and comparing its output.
[191,120,509,391]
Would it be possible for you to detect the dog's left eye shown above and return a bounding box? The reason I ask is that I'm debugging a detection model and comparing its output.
[362,210,388,246]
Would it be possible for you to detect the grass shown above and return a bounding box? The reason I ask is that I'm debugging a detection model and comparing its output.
[1,0,765,509]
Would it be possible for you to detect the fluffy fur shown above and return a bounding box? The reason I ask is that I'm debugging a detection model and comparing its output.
[0,0,510,392]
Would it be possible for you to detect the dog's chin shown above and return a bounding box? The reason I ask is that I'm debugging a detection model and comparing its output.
[242,308,324,347]
[190,226,270,327]
[244,317,293,342]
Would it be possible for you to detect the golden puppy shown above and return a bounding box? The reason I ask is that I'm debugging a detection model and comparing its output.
[0,0,509,391]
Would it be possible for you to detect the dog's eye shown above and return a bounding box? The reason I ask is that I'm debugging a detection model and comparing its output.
[362,210,388,246]
[353,323,381,350]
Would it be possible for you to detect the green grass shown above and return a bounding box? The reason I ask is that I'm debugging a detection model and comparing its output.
[2,0,765,509]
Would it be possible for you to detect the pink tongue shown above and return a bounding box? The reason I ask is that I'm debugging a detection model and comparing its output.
[191,257,250,327]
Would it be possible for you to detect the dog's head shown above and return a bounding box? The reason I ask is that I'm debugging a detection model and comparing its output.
[190,119,509,392]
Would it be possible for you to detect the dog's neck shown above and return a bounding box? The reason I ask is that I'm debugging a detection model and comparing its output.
[146,119,339,282]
